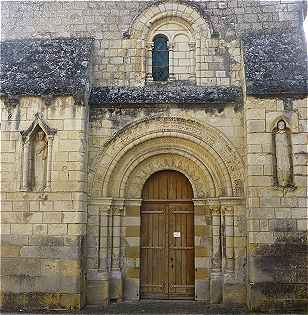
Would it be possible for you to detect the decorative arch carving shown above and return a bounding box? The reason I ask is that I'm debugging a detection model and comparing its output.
[89,116,244,199]
[125,0,213,40]
[20,113,57,191]
[124,153,213,199]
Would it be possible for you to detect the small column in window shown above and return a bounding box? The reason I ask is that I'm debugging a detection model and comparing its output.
[146,42,154,82]
[168,42,175,81]
[189,42,196,82]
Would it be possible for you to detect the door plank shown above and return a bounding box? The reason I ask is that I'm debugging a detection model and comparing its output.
[140,171,195,299]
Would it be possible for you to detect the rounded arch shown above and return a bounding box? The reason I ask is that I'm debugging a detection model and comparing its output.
[149,16,194,43]
[125,0,213,40]
[89,116,245,199]
[153,33,169,42]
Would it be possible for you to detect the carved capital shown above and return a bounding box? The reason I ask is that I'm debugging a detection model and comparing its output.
[111,207,124,216]
[188,42,196,50]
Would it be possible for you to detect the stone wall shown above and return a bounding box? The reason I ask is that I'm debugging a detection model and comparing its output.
[245,96,308,311]
[1,0,304,87]
[0,96,89,310]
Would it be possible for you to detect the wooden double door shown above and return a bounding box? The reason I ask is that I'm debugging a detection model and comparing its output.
[140,170,195,299]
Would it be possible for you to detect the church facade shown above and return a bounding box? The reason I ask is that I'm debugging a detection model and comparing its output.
[0,0,307,311]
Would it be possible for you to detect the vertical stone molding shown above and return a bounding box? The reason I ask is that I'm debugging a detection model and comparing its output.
[145,42,154,82]
[168,41,176,81]
[87,197,113,305]
[210,204,222,272]
[110,199,125,301]
[21,141,30,190]
[46,134,55,190]
[189,42,196,82]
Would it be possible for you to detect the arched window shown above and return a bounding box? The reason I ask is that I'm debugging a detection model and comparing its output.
[152,34,169,81]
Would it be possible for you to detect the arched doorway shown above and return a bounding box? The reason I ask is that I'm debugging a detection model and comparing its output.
[140,170,195,299]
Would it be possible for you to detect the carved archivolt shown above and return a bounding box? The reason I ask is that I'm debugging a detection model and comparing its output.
[124,153,213,199]
[89,116,244,199]
[126,0,213,40]
[20,113,57,192]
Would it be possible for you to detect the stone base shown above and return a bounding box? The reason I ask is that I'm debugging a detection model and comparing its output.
[0,292,83,311]
[109,271,123,300]
[223,283,246,304]
[210,273,223,304]
[195,280,210,301]
[124,278,139,300]
[86,270,109,305]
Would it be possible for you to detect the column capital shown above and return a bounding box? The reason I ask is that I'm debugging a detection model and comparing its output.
[167,41,175,51]
[146,41,154,50]
[188,41,196,50]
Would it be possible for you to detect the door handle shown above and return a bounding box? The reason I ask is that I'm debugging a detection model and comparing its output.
[170,257,173,262]
[171,264,174,269]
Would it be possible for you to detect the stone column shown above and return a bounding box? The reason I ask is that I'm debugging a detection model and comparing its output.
[110,199,125,301]
[208,198,223,304]
[219,196,246,305]
[168,42,176,81]
[189,42,196,82]
[46,135,54,191]
[222,206,234,272]
[146,42,154,82]
[87,198,112,305]
[21,141,30,191]
[211,205,222,272]
[195,38,201,85]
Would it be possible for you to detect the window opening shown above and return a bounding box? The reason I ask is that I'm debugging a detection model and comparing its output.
[152,34,169,81]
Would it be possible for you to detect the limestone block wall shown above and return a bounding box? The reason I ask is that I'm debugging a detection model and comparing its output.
[245,96,308,311]
[1,0,304,87]
[87,103,247,304]
[88,104,245,167]
[0,96,89,310]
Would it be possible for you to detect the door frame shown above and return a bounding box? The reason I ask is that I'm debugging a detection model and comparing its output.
[123,197,211,301]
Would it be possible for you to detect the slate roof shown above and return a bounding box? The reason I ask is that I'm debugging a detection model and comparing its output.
[0,37,94,98]
[89,85,242,106]
[242,29,308,96]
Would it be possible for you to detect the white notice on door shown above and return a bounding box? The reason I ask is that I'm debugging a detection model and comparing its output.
[173,232,181,238]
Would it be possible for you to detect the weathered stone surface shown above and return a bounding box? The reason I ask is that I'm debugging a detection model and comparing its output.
[243,30,308,96]
[0,38,94,99]
[89,85,242,106]
[20,246,80,259]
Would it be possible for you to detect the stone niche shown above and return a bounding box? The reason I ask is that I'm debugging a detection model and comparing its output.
[20,112,57,192]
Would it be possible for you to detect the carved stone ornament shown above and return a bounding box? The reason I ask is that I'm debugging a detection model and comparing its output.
[20,113,57,192]
[273,119,293,188]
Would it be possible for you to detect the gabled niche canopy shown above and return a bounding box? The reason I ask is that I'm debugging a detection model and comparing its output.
[21,112,57,142]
